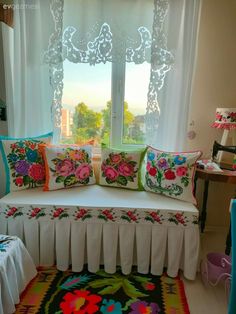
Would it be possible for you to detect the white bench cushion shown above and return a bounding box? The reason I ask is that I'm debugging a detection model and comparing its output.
[0,185,198,212]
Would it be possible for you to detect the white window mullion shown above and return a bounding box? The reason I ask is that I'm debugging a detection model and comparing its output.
[111,61,126,148]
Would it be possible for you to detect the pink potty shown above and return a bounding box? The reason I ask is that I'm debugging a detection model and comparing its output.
[201,252,232,298]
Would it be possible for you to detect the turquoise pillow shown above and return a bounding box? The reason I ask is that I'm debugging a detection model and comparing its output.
[99,144,147,191]
[0,132,53,194]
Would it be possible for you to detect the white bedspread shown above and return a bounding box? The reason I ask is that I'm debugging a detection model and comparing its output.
[0,235,37,314]
[0,185,199,280]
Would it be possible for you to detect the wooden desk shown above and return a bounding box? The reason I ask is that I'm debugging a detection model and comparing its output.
[195,168,236,254]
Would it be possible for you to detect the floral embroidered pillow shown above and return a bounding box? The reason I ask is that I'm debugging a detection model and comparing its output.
[99,146,146,190]
[143,146,202,204]
[0,132,53,194]
[40,144,95,191]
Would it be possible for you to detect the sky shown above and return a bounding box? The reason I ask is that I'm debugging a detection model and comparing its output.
[62,60,150,115]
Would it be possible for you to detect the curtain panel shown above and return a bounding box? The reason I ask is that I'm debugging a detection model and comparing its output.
[3,0,201,150]
[3,0,54,138]
[45,0,201,150]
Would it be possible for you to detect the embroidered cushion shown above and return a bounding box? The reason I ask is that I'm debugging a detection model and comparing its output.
[143,146,202,204]
[0,132,53,194]
[99,145,147,190]
[40,144,96,191]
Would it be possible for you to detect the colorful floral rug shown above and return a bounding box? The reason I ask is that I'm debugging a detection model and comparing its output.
[15,267,190,314]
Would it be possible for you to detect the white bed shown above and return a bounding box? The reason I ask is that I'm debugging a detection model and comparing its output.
[0,185,200,280]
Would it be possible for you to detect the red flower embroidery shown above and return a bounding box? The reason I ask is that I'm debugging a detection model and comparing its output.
[150,212,161,222]
[149,167,157,176]
[30,207,41,217]
[143,282,156,291]
[60,290,102,314]
[102,210,114,220]
[10,143,17,149]
[6,207,17,217]
[19,148,25,154]
[164,169,176,180]
[175,213,185,224]
[127,211,137,221]
[76,208,88,219]
[53,207,64,218]
[15,177,23,186]
[28,163,45,181]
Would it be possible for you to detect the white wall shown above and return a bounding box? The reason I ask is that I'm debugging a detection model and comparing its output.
[186,0,236,227]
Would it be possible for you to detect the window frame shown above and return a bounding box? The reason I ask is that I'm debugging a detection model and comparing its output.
[110,61,145,150]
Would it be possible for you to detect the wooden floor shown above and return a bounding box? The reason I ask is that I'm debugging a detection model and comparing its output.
[183,226,229,314]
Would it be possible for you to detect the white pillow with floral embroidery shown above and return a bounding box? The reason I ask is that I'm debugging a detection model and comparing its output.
[143,146,202,204]
[0,132,53,194]
[99,146,146,190]
[41,144,96,191]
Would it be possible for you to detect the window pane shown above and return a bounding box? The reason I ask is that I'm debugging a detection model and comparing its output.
[61,61,111,146]
[123,62,150,145]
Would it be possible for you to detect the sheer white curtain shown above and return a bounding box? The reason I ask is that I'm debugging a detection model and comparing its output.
[152,0,201,150]
[45,0,201,150]
[3,0,54,137]
[3,0,201,149]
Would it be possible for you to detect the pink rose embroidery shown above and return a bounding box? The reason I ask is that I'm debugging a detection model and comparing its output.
[110,153,122,164]
[75,164,91,180]
[102,152,138,186]
[146,162,151,171]
[104,166,119,181]
[176,166,188,177]
[118,162,134,177]
[56,159,75,177]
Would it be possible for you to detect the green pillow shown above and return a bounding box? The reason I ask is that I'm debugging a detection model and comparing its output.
[99,144,147,190]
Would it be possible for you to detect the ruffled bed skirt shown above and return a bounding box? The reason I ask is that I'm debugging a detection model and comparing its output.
[0,186,200,280]
[0,219,199,280]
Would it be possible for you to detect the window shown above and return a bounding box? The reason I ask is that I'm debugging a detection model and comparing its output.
[61,61,111,146]
[44,0,200,151]
[61,60,150,148]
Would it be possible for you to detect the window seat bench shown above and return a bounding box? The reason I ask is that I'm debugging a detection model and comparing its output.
[0,185,199,280]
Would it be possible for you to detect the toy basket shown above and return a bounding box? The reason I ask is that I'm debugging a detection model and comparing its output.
[201,252,232,297]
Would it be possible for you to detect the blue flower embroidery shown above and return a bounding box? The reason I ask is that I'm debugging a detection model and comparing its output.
[100,299,122,314]
[147,151,155,161]
[0,243,9,252]
[26,149,38,162]
[174,155,186,165]
[8,153,18,162]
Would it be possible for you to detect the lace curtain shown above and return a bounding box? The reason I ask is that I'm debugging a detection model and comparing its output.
[44,0,178,146]
[3,0,200,150]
